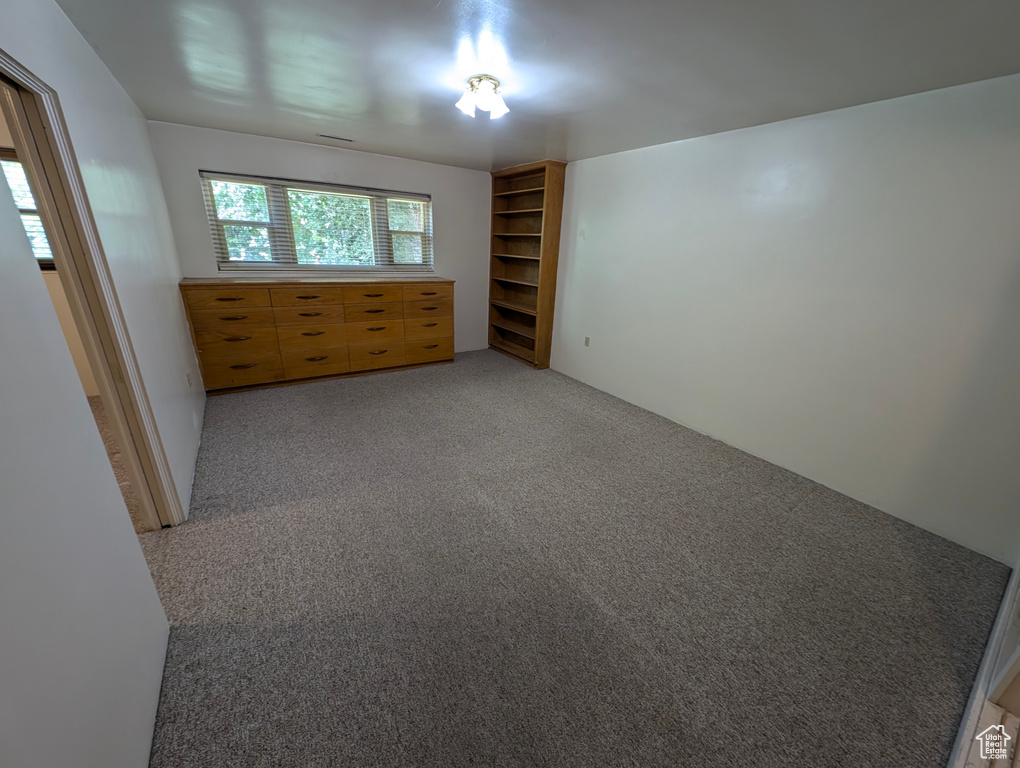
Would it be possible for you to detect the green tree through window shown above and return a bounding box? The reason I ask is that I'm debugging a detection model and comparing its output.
[288,190,374,265]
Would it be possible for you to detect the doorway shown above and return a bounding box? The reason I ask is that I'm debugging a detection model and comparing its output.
[0,54,185,530]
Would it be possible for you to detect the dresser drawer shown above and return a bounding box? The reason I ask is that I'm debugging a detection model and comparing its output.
[346,320,404,346]
[195,327,280,361]
[348,343,406,371]
[189,307,276,332]
[404,337,454,365]
[276,323,348,351]
[403,316,453,341]
[273,305,345,326]
[183,287,271,310]
[402,284,453,302]
[345,302,403,322]
[342,285,402,304]
[282,346,351,379]
[403,299,452,319]
[201,354,284,390]
[270,287,346,306]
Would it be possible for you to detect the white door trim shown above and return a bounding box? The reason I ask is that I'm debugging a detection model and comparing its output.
[948,563,1020,767]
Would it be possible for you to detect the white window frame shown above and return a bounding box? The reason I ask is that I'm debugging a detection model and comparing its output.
[200,170,434,273]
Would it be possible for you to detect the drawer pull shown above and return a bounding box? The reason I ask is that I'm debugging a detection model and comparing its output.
[298,312,322,317]
[305,356,328,362]
[296,295,321,300]
[301,331,326,336]
[420,291,438,296]
[365,309,385,314]
[215,297,245,302]
[422,323,438,327]
[229,363,257,370]
[224,336,252,342]
[421,306,438,311]
[219,315,248,321]
[423,344,439,349]
[367,326,386,332]
[368,350,388,355]
[363,293,384,298]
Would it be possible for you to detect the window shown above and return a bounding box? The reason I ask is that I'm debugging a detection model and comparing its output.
[200,171,433,272]
[1,148,55,270]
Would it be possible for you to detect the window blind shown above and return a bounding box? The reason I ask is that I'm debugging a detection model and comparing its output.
[199,170,434,273]
[0,148,55,268]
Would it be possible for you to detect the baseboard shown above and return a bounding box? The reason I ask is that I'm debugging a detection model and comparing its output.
[947,562,1020,767]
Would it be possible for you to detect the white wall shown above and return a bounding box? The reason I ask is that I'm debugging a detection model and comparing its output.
[43,272,100,396]
[148,122,491,352]
[0,153,168,766]
[0,0,212,764]
[553,73,1020,564]
[0,0,205,518]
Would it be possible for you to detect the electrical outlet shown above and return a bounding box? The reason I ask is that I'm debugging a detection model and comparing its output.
[584,336,590,347]
[186,372,193,388]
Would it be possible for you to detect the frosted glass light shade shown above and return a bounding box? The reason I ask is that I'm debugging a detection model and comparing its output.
[487,93,509,119]
[455,90,476,117]
[474,79,498,112]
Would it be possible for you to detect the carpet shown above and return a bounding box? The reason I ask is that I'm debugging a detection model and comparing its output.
[140,350,1008,767]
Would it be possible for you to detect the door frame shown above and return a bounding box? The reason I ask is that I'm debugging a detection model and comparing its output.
[0,47,185,529]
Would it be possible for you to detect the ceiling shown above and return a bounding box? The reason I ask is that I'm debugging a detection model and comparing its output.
[56,0,1020,171]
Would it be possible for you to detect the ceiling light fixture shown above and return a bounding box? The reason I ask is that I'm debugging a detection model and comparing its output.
[455,75,509,119]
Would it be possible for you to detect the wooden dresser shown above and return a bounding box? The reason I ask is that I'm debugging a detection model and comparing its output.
[180,277,454,392]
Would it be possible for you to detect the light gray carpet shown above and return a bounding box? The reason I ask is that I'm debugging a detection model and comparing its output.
[87,395,147,534]
[141,350,1008,768]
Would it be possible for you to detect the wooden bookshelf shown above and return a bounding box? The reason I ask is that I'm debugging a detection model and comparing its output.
[488,160,566,368]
